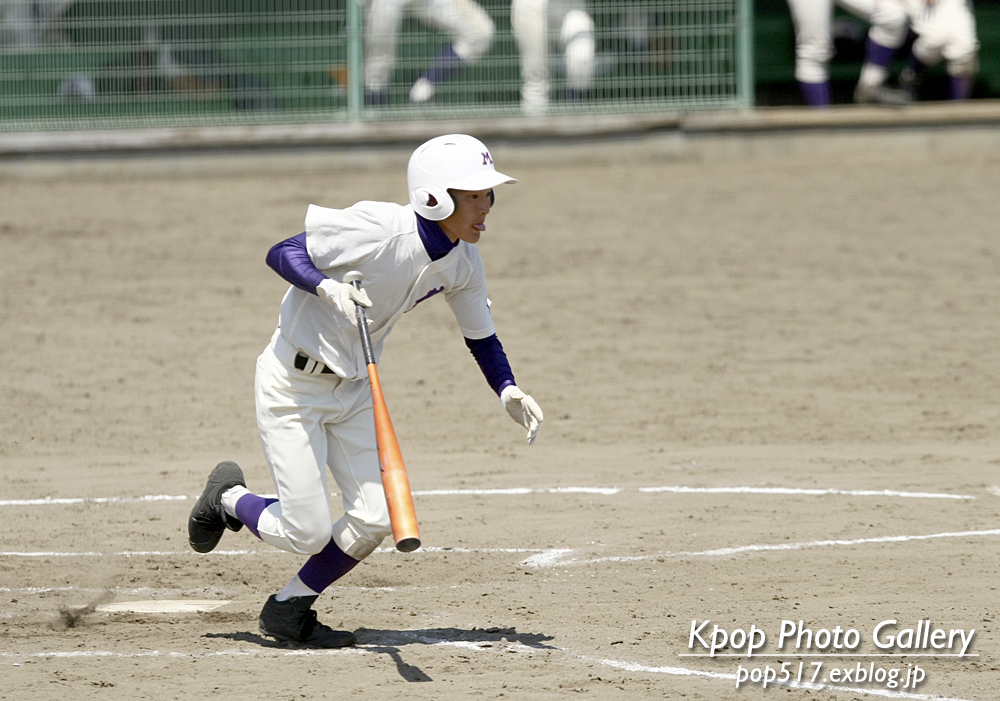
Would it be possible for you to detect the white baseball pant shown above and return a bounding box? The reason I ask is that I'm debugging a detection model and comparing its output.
[364,0,495,92]
[908,0,979,76]
[787,0,909,83]
[511,0,595,113]
[253,331,391,561]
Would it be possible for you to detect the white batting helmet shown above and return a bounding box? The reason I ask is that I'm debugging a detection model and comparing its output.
[407,134,516,221]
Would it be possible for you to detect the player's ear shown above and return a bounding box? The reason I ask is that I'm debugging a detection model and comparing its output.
[425,193,438,207]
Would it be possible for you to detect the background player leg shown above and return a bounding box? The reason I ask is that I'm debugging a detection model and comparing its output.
[560,7,595,103]
[364,0,408,105]
[409,0,495,103]
[901,0,979,101]
[786,0,835,106]
[840,0,910,104]
[511,0,551,115]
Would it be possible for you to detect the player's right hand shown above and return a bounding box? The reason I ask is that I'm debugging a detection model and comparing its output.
[317,278,372,326]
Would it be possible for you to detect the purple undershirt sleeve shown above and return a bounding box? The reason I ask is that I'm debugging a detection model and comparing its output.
[266,232,327,294]
[465,334,516,397]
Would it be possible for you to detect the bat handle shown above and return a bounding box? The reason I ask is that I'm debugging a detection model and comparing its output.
[344,271,376,366]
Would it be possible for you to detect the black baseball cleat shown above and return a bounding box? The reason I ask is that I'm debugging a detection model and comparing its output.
[188,461,245,553]
[258,595,357,648]
[853,81,912,106]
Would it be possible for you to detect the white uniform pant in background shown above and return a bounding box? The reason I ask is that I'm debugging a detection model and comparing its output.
[511,0,595,114]
[364,0,495,92]
[0,0,74,47]
[908,0,979,76]
[254,332,391,561]
[787,0,908,83]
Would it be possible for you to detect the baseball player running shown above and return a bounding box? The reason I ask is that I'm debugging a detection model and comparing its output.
[188,134,543,648]
[898,0,980,101]
[364,0,495,104]
[511,0,596,116]
[785,0,912,105]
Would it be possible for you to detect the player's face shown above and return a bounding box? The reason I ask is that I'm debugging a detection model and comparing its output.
[439,188,493,244]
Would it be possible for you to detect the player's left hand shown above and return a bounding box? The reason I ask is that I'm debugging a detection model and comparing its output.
[500,385,543,444]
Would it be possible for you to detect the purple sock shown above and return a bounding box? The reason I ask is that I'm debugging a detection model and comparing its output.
[297,539,360,593]
[234,493,279,540]
[949,75,973,100]
[799,80,831,107]
[423,45,462,85]
[365,90,389,106]
[864,37,896,68]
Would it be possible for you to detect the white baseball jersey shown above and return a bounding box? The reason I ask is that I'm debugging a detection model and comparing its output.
[276,200,496,380]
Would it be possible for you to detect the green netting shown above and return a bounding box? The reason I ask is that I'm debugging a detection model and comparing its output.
[0,0,751,132]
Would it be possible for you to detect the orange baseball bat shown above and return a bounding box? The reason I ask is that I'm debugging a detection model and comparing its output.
[344,271,421,553]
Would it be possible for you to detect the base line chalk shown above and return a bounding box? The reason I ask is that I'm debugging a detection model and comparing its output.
[638,486,972,500]
[0,485,973,508]
[521,528,1000,568]
[8,529,998,565]
[0,641,983,701]
[0,546,548,559]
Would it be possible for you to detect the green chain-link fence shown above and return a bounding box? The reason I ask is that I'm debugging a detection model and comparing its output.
[0,0,753,132]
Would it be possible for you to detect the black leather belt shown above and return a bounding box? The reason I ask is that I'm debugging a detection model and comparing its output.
[294,353,334,374]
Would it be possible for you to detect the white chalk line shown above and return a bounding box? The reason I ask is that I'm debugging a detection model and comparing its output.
[0,638,982,701]
[0,580,497,600]
[519,528,1000,568]
[0,635,534,661]
[639,486,972,500]
[0,586,230,595]
[0,546,550,559]
[0,485,974,508]
[6,528,1000,567]
[5,529,1000,563]
[0,550,260,558]
[0,495,193,506]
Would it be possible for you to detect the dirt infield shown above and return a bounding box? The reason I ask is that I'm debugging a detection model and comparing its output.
[2,138,1000,700]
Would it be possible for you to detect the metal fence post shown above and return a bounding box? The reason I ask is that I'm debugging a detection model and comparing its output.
[347,0,364,121]
[737,0,756,109]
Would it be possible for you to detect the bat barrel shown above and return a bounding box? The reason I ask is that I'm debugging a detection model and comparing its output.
[347,273,421,554]
[368,365,421,552]
[395,537,421,553]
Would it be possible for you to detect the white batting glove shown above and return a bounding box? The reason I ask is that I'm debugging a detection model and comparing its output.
[316,278,372,326]
[500,385,543,445]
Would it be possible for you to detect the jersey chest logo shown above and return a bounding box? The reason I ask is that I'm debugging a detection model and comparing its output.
[408,286,444,312]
